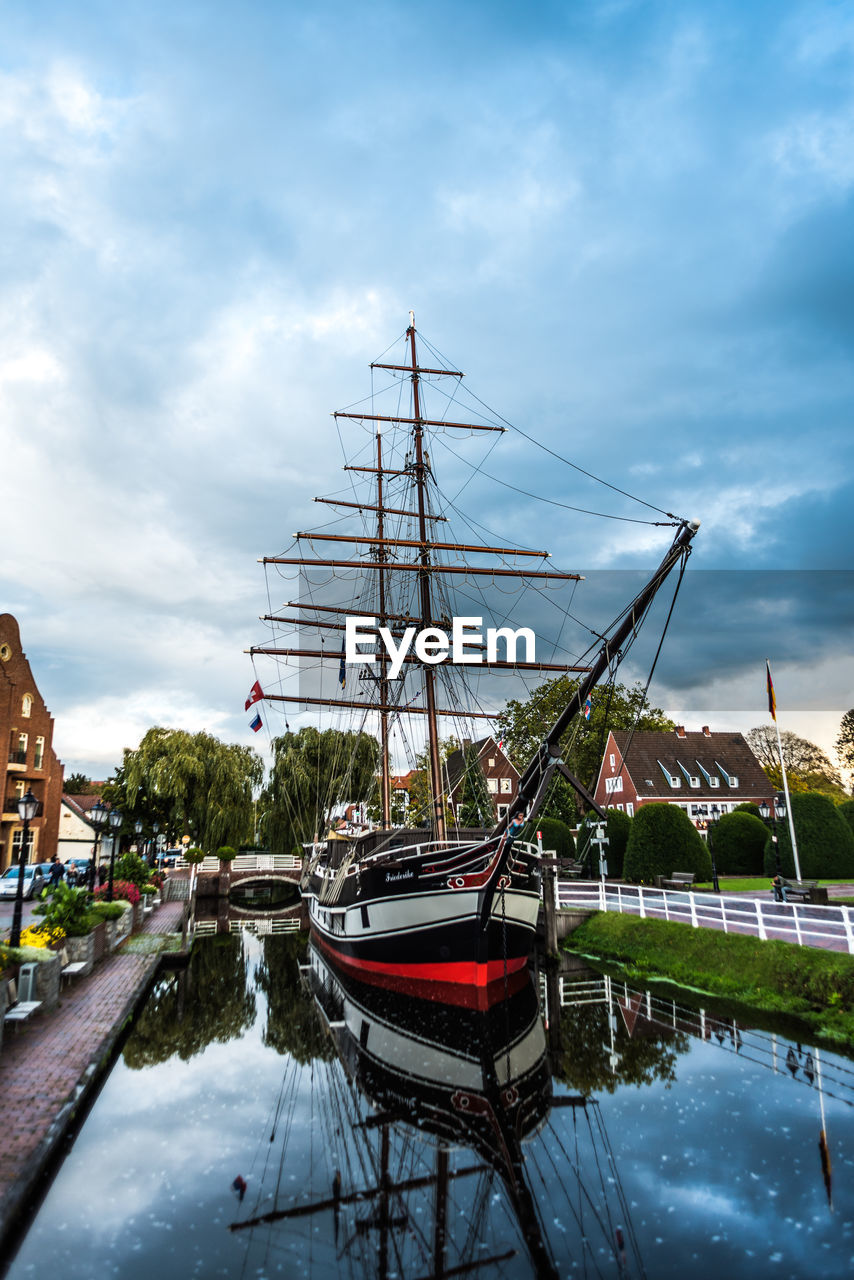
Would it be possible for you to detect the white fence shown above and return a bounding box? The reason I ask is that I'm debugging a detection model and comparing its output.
[556,879,854,955]
[193,916,300,938]
[176,854,302,873]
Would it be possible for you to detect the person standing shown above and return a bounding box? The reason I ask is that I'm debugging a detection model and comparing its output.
[48,856,65,890]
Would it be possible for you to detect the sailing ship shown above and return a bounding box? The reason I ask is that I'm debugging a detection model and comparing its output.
[250,315,698,1005]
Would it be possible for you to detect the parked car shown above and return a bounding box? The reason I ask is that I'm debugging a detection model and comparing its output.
[0,864,46,899]
[159,849,183,868]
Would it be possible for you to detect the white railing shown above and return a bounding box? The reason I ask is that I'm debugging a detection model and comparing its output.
[556,880,854,955]
[175,854,302,873]
[192,916,300,938]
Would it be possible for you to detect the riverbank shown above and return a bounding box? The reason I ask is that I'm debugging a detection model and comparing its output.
[564,912,854,1047]
[0,901,186,1262]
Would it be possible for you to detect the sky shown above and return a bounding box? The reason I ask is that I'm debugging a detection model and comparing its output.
[1,0,852,782]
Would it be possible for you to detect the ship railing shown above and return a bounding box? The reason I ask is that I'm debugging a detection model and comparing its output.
[175,854,302,873]
[554,880,854,955]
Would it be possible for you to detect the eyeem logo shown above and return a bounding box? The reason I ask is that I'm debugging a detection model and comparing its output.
[345,616,535,679]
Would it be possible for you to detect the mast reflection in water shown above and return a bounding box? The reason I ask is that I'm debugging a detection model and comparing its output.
[5,931,854,1280]
[228,945,640,1279]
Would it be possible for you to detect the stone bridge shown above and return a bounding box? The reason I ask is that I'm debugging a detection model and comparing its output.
[176,854,303,898]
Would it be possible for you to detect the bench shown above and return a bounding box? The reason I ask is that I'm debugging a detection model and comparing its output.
[662,872,696,891]
[4,965,43,1029]
[60,948,86,986]
[774,880,828,905]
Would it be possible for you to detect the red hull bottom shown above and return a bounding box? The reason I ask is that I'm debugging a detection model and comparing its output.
[313,930,531,1010]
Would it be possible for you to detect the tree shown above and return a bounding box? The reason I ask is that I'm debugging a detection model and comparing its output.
[403,736,459,830]
[762,792,854,880]
[623,803,712,884]
[746,726,844,797]
[710,812,767,875]
[519,816,574,861]
[123,728,264,853]
[835,710,854,781]
[839,799,854,838]
[64,772,93,795]
[262,727,379,853]
[496,678,675,801]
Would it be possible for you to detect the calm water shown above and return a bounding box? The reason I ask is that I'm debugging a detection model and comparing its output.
[7,929,854,1280]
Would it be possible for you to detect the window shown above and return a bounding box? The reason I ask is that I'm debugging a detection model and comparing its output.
[500,777,512,794]
[12,828,35,859]
[488,758,495,767]
[626,803,634,817]
[22,694,33,718]
[487,777,498,794]
[605,776,623,794]
[497,804,509,820]
[34,736,44,770]
[9,731,27,764]
[657,761,681,788]
[609,754,615,768]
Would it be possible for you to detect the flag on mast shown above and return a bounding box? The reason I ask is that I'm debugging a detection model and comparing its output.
[245,680,263,711]
[339,642,347,691]
[249,711,262,733]
[766,661,776,721]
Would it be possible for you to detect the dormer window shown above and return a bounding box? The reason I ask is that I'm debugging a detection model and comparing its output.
[677,761,701,788]
[715,761,739,788]
[657,760,681,789]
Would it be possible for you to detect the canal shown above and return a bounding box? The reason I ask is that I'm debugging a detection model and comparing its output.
[6,928,854,1278]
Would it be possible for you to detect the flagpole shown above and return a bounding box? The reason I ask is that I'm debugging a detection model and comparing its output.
[767,660,802,882]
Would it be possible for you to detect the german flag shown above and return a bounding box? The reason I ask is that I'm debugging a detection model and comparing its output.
[766,660,776,721]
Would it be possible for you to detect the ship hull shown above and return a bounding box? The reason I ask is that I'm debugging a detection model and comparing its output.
[301,835,542,1009]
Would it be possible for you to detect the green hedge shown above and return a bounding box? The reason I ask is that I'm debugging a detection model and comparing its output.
[762,792,854,880]
[520,815,574,860]
[711,811,768,875]
[577,808,632,877]
[623,803,712,884]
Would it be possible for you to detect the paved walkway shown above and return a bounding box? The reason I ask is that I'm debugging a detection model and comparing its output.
[0,900,185,1252]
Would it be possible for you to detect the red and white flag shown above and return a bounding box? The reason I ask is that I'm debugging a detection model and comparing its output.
[245,680,263,711]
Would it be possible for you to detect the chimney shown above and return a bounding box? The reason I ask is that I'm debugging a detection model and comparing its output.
[702,725,711,737]
[675,725,686,738]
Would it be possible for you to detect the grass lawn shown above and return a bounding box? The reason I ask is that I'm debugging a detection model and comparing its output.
[565,912,854,1047]
[693,877,852,893]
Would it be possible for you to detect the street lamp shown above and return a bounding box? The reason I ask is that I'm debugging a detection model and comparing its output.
[151,822,160,867]
[107,808,123,902]
[89,798,109,890]
[10,789,38,948]
[759,792,787,893]
[707,803,721,893]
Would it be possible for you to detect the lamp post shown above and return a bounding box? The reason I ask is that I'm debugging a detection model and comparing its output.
[89,798,109,890]
[760,792,787,885]
[10,789,38,948]
[151,822,160,867]
[707,803,721,893]
[106,808,123,902]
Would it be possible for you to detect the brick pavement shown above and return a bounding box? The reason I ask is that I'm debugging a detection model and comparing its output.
[0,899,186,1252]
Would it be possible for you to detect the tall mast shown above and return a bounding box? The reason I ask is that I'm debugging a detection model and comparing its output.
[408,315,446,841]
[376,430,391,829]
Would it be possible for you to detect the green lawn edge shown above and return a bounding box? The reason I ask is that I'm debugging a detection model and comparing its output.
[563,912,854,1049]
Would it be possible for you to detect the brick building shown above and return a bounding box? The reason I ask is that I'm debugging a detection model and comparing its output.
[446,736,520,824]
[592,725,771,828]
[0,614,65,870]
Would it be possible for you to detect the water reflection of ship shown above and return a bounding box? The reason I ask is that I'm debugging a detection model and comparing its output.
[231,944,645,1278]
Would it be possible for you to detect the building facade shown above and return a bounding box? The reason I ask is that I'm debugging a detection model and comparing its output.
[0,614,64,870]
[592,725,771,829]
[446,736,521,824]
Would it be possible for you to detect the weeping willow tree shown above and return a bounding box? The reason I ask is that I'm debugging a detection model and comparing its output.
[262,727,380,854]
[125,727,264,852]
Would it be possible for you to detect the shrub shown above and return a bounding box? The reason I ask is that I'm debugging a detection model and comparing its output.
[576,809,631,877]
[216,845,238,862]
[33,881,94,937]
[531,817,574,861]
[710,812,768,875]
[623,803,713,884]
[114,851,152,891]
[183,846,206,865]
[762,792,854,880]
[734,802,762,819]
[89,901,126,921]
[94,879,141,906]
[839,799,854,837]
